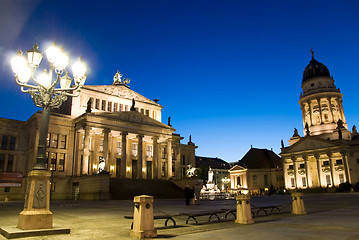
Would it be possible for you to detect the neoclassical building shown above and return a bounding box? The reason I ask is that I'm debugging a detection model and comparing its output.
[0,72,197,200]
[280,51,359,189]
[229,148,284,194]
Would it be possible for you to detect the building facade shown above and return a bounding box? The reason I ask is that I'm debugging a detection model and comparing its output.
[280,52,359,189]
[229,148,284,194]
[0,72,197,200]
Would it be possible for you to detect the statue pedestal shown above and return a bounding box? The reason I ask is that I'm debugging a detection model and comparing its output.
[17,170,53,230]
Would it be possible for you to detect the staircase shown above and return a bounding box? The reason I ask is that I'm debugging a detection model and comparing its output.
[110,178,184,200]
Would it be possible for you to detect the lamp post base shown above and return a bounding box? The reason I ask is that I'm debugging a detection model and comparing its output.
[17,170,53,230]
[18,210,53,230]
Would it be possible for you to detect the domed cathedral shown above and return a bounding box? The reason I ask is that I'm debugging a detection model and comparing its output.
[299,49,350,139]
[280,51,359,190]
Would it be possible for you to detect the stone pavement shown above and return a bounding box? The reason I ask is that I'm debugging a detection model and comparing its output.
[0,193,358,240]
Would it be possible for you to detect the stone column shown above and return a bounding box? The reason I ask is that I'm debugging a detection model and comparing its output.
[103,128,111,172]
[152,136,159,179]
[340,151,351,183]
[327,97,334,123]
[308,101,313,126]
[291,157,298,188]
[327,153,335,186]
[167,140,172,179]
[82,125,90,175]
[300,104,306,128]
[303,156,310,188]
[315,154,322,187]
[317,98,323,124]
[121,132,128,178]
[74,130,81,176]
[338,99,346,122]
[283,163,289,189]
[137,134,144,179]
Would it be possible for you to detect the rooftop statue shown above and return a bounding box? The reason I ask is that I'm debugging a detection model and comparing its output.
[113,71,131,86]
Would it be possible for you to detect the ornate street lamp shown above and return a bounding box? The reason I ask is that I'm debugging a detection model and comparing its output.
[10,43,87,230]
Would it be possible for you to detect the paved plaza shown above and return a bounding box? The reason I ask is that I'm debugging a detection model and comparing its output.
[0,193,358,240]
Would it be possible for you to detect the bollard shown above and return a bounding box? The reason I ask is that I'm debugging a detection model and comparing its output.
[130,195,157,239]
[235,194,254,224]
[291,192,306,215]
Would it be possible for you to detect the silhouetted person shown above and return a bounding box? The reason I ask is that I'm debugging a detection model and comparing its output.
[194,184,201,205]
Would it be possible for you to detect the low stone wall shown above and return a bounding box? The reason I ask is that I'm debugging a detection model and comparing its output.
[72,173,110,200]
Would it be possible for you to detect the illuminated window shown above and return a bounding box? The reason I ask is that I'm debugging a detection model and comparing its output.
[101,100,106,111]
[120,104,123,111]
[51,182,56,192]
[145,109,149,116]
[162,147,167,159]
[147,145,153,157]
[302,177,306,187]
[100,139,104,152]
[95,99,100,109]
[339,174,345,183]
[50,134,59,148]
[89,97,94,109]
[117,141,122,154]
[81,135,85,149]
[50,153,57,171]
[58,153,65,172]
[114,103,118,112]
[132,143,138,156]
[108,101,112,112]
[59,135,67,149]
[125,105,129,111]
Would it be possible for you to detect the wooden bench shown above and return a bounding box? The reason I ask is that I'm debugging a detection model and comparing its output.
[179,210,227,224]
[124,214,177,229]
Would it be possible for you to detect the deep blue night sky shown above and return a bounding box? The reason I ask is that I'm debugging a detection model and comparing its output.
[1,0,359,162]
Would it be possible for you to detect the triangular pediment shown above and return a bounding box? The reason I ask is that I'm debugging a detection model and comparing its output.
[88,111,172,129]
[83,85,162,107]
[229,165,247,172]
[281,136,339,154]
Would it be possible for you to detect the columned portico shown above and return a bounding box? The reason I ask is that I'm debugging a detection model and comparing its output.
[291,157,298,188]
[315,155,322,187]
[327,153,335,187]
[303,156,310,188]
[341,151,350,183]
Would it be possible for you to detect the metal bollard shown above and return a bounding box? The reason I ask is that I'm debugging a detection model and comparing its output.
[291,192,306,215]
[130,195,157,239]
[235,194,254,224]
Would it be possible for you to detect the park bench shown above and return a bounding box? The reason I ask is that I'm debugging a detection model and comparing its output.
[124,214,177,229]
[222,204,281,219]
[179,209,227,224]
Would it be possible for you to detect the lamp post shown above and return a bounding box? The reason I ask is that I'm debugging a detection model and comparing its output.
[10,43,87,230]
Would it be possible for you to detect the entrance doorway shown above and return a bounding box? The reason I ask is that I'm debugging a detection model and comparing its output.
[132,160,137,179]
[116,158,121,178]
[146,161,152,179]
